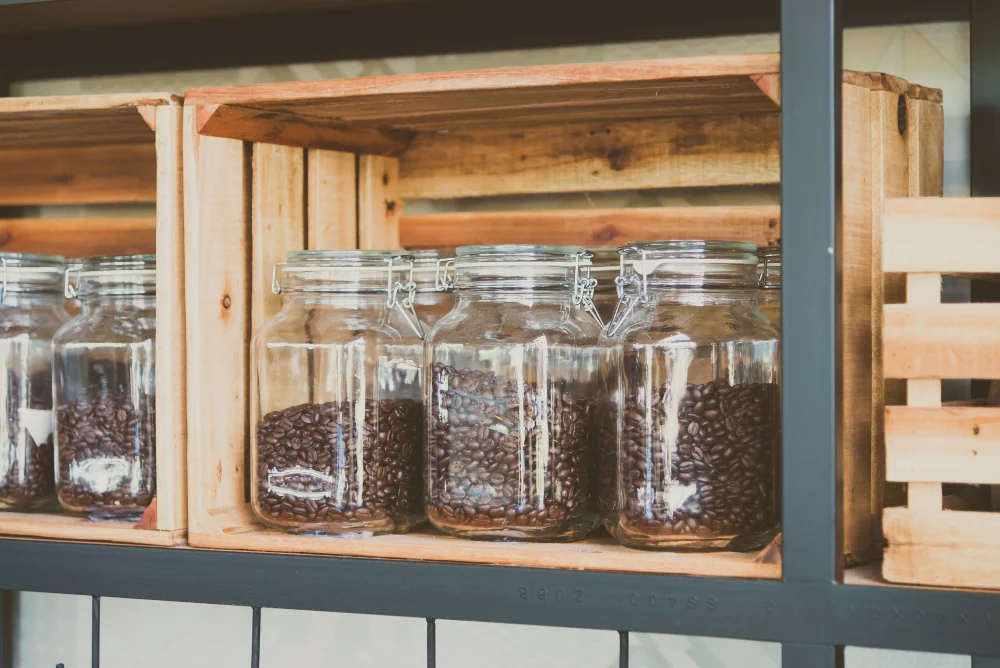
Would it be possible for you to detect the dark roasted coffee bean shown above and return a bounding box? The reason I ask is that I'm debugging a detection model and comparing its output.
[0,372,57,510]
[255,399,422,532]
[56,395,156,517]
[426,365,597,538]
[607,379,777,544]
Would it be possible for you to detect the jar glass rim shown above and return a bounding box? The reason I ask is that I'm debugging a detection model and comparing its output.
[457,244,583,260]
[285,250,412,266]
[757,245,781,262]
[621,240,758,265]
[0,252,66,267]
[82,254,156,270]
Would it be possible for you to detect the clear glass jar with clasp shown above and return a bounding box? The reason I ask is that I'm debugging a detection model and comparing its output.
[0,254,69,511]
[411,250,456,328]
[54,255,157,520]
[252,251,425,535]
[602,241,780,551]
[424,244,603,541]
[757,245,781,328]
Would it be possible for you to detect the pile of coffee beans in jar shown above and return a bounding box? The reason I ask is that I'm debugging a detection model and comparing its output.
[56,395,156,517]
[607,378,778,549]
[0,374,56,510]
[255,399,423,533]
[426,363,599,540]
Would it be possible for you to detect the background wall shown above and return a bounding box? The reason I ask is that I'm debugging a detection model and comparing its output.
[9,22,973,667]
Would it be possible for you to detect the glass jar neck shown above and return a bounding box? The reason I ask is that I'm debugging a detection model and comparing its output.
[79,293,156,309]
[454,288,574,305]
[645,286,759,306]
[2,292,65,308]
[281,291,390,309]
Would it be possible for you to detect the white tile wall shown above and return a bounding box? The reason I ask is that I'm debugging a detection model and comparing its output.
[9,22,976,668]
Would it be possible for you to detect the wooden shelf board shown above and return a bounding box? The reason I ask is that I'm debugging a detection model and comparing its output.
[0,511,185,547]
[189,511,780,579]
[0,93,180,148]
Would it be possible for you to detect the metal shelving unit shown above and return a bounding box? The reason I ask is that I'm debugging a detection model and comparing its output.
[0,0,998,666]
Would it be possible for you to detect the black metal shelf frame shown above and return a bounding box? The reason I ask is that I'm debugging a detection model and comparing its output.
[1,0,999,666]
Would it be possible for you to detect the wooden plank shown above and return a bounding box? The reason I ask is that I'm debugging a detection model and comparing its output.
[184,106,251,537]
[884,198,1000,273]
[189,509,780,579]
[252,143,305,327]
[398,115,780,199]
[841,83,874,564]
[400,205,781,249]
[0,513,185,546]
[885,407,1000,484]
[358,155,400,249]
[306,149,357,250]
[198,104,413,156]
[185,54,783,133]
[885,303,1000,379]
[0,143,156,205]
[883,507,1000,590]
[907,99,945,198]
[0,94,178,148]
[153,104,187,532]
[0,217,155,256]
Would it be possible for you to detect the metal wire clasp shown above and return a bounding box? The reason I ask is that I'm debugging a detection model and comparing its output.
[758,253,769,290]
[435,258,455,292]
[271,262,287,295]
[572,251,604,328]
[64,263,82,299]
[0,257,7,305]
[605,246,648,337]
[386,256,424,339]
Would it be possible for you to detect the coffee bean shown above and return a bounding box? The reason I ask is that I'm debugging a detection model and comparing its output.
[0,372,56,510]
[425,364,598,540]
[56,395,156,518]
[605,379,778,548]
[255,399,423,534]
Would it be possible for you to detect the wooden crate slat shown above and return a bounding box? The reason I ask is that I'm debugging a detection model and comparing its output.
[400,205,781,249]
[397,115,779,200]
[884,303,1000,379]
[190,505,780,579]
[0,93,177,148]
[358,155,401,249]
[886,406,1000,484]
[0,512,184,546]
[0,143,157,205]
[153,104,188,532]
[0,217,155,256]
[184,108,251,537]
[307,149,358,250]
[884,198,1000,273]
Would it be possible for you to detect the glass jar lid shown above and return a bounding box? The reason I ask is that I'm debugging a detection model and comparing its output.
[757,245,781,290]
[451,244,588,291]
[66,254,155,299]
[619,240,759,289]
[0,252,67,301]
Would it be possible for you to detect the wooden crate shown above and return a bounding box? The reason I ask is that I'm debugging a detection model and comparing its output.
[182,54,941,574]
[0,93,187,546]
[882,197,1000,590]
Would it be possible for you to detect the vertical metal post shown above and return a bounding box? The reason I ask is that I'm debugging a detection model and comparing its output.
[618,631,629,668]
[780,0,844,587]
[0,590,10,668]
[426,618,436,668]
[783,644,844,668]
[250,607,261,668]
[91,596,100,668]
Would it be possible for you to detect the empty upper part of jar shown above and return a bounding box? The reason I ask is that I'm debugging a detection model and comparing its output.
[619,240,759,291]
[587,247,620,323]
[410,249,456,328]
[69,254,156,299]
[0,253,67,301]
[756,245,781,290]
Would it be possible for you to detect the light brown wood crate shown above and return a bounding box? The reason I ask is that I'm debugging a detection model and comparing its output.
[0,93,188,545]
[882,196,1000,591]
[185,54,943,572]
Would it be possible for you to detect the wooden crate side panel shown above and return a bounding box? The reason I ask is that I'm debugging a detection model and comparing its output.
[358,155,400,250]
[884,303,1000,379]
[0,217,155,256]
[885,406,1000,484]
[154,104,187,531]
[252,143,306,326]
[400,206,782,249]
[841,83,875,563]
[185,106,251,536]
[907,98,945,198]
[884,198,1000,273]
[0,143,157,205]
[398,115,780,200]
[0,513,184,546]
[307,149,358,250]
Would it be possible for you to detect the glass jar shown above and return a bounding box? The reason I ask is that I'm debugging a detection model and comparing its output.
[424,244,602,541]
[411,250,455,328]
[602,241,779,550]
[0,254,69,510]
[587,247,621,326]
[54,255,156,520]
[252,251,425,535]
[757,245,781,328]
